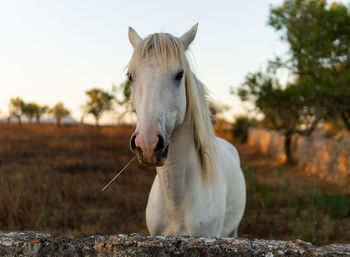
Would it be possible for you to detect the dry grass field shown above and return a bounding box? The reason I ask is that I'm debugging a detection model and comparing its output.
[0,123,153,237]
[0,123,349,245]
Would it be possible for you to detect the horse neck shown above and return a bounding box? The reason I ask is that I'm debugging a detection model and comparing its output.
[155,113,202,206]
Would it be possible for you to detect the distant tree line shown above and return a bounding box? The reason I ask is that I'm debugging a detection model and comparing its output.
[7,97,70,126]
[6,86,117,126]
[232,0,350,162]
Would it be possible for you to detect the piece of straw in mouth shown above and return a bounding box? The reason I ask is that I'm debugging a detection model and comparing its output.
[101,156,136,191]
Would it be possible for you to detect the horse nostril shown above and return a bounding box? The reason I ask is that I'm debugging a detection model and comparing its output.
[130,134,137,151]
[155,134,165,153]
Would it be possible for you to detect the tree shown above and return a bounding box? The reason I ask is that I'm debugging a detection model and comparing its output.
[268,0,350,129]
[22,102,38,123]
[236,71,318,162]
[8,97,25,124]
[83,88,114,126]
[51,102,70,126]
[34,105,48,124]
[234,0,350,161]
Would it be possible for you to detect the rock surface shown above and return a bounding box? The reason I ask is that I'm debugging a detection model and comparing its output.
[1,231,350,256]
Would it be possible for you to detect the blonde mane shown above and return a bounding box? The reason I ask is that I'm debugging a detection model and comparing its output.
[128,33,217,182]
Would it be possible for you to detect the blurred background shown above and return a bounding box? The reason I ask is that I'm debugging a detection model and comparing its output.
[0,0,349,245]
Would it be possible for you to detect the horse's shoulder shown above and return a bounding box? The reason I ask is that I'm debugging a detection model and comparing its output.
[216,137,239,157]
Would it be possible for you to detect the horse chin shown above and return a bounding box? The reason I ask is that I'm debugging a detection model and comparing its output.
[142,158,166,168]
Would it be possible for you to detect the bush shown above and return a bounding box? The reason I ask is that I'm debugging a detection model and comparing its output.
[324,194,350,219]
[232,116,255,143]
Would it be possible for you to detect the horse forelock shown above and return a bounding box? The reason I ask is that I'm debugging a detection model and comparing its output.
[128,32,217,183]
[128,33,184,75]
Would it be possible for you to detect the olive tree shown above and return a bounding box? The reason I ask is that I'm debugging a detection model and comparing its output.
[8,97,25,124]
[83,88,114,126]
[51,102,70,126]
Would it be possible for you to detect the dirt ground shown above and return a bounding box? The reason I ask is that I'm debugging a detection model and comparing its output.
[0,123,349,245]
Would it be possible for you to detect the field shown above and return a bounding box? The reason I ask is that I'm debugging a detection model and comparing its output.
[0,123,349,245]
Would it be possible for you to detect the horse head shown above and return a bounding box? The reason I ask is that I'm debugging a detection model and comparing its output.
[127,24,198,167]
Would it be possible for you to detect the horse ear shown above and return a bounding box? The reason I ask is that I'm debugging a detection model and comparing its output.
[128,27,142,48]
[180,23,198,50]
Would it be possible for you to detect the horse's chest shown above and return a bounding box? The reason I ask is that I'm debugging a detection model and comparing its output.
[148,205,221,236]
[146,186,224,236]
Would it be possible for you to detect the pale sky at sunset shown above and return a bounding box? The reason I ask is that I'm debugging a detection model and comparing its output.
[1,0,349,123]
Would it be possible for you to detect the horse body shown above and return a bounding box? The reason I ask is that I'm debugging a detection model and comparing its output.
[127,24,246,237]
[146,106,246,237]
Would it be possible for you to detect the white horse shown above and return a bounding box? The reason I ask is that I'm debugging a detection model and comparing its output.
[127,24,246,237]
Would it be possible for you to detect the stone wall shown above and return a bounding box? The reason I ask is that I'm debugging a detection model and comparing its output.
[247,128,350,184]
[1,231,350,256]
[247,128,286,161]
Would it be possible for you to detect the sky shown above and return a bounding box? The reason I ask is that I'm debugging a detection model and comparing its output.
[1,0,348,123]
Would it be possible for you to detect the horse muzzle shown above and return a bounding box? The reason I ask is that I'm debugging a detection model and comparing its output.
[130,133,169,167]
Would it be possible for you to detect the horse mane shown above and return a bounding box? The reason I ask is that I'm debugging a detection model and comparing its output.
[128,32,217,183]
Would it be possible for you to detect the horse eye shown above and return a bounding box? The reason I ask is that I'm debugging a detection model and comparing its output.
[126,72,133,82]
[175,70,184,82]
